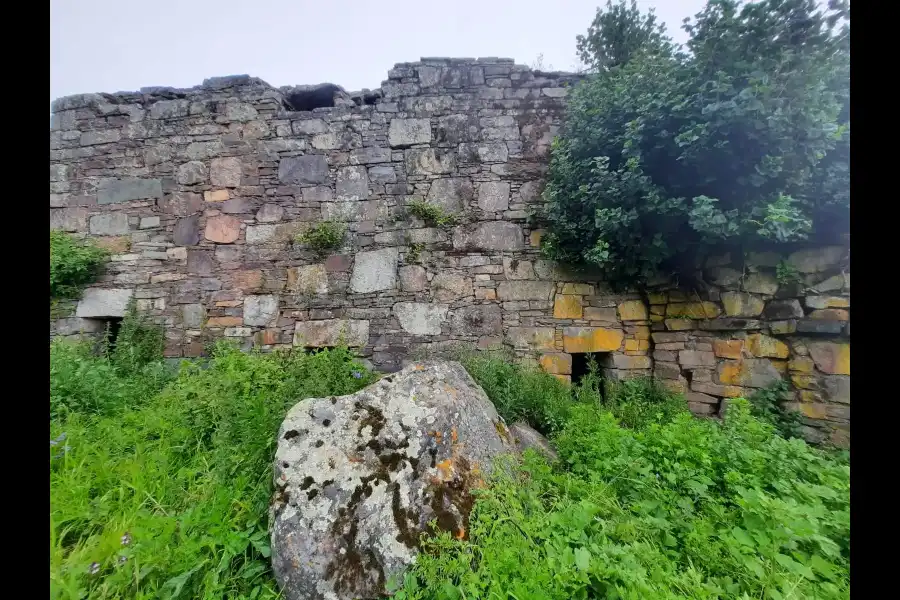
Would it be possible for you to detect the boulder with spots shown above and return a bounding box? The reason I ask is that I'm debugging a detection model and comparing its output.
[270,360,516,600]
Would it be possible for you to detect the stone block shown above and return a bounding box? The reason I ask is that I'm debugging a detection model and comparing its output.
[405,148,455,175]
[89,213,130,235]
[808,342,850,375]
[176,161,207,185]
[708,267,743,287]
[717,359,783,388]
[563,327,624,353]
[232,270,263,291]
[721,292,764,317]
[288,264,328,295]
[624,339,649,352]
[245,224,276,245]
[350,147,392,165]
[698,318,762,331]
[50,207,88,232]
[687,391,719,405]
[75,288,133,318]
[139,216,160,229]
[812,275,846,293]
[243,295,279,327]
[204,215,241,243]
[450,304,502,336]
[665,319,694,331]
[502,257,534,280]
[553,295,583,319]
[809,308,849,321]
[96,236,131,253]
[477,181,510,212]
[224,327,252,337]
[787,246,846,273]
[742,272,779,295]
[399,265,427,292]
[805,296,850,309]
[394,302,448,335]
[796,319,843,334]
[335,166,369,201]
[506,327,556,350]
[204,190,230,202]
[691,381,746,398]
[497,281,554,301]
[764,299,804,320]
[368,166,396,183]
[294,319,369,348]
[617,300,648,321]
[584,307,618,322]
[713,339,743,359]
[452,222,523,251]
[278,155,329,184]
[210,157,242,187]
[607,354,651,369]
[324,255,351,273]
[559,283,592,295]
[350,247,399,293]
[821,375,850,404]
[389,118,432,147]
[186,249,216,275]
[667,302,722,319]
[97,177,163,205]
[746,333,789,359]
[789,357,815,373]
[679,350,716,368]
[426,178,473,213]
[256,203,284,223]
[540,353,572,375]
[182,304,206,328]
[769,320,798,335]
[160,192,203,216]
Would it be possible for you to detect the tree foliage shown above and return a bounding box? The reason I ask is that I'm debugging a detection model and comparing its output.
[542,0,850,287]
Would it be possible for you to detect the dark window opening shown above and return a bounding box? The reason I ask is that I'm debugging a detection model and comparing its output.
[283,84,342,111]
[570,352,608,391]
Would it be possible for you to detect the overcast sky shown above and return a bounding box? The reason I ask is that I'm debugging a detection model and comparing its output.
[50,0,706,105]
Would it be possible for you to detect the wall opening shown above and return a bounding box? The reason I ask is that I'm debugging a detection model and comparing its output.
[571,352,606,388]
[283,84,342,111]
[84,317,123,349]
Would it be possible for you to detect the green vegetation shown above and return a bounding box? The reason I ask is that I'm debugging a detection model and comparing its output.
[541,0,850,287]
[295,220,345,255]
[50,230,110,299]
[398,361,850,600]
[408,199,459,228]
[407,242,425,264]
[50,317,376,599]
[776,259,804,287]
[748,379,805,440]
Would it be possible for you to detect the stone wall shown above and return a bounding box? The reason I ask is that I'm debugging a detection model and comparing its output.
[49,57,850,445]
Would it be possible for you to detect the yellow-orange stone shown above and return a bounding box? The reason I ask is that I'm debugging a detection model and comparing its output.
[618,300,648,321]
[529,229,544,247]
[665,319,694,331]
[746,333,790,359]
[624,339,650,352]
[540,353,573,375]
[553,294,583,319]
[666,301,722,319]
[713,339,743,359]
[206,316,242,327]
[647,292,668,305]
[808,342,850,375]
[718,361,744,385]
[204,189,230,202]
[809,309,850,321]
[800,403,828,419]
[561,283,594,295]
[788,357,815,373]
[563,327,624,353]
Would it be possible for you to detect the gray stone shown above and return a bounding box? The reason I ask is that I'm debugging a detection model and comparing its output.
[436,114,479,144]
[159,192,203,216]
[449,304,502,336]
[55,317,108,335]
[477,181,510,212]
[508,422,558,462]
[187,250,216,275]
[246,224,277,244]
[425,178,473,213]
[76,288,134,318]
[175,161,207,185]
[405,149,455,175]
[459,142,508,163]
[221,198,252,214]
[350,248,399,293]
[787,246,846,273]
[743,272,778,296]
[764,299,804,320]
[173,215,201,246]
[399,265,427,292]
[50,207,88,232]
[497,281,554,301]
[182,303,206,328]
[301,186,333,203]
[271,361,515,600]
[698,318,762,331]
[796,320,844,335]
[288,265,329,296]
[98,178,163,205]
[822,375,850,405]
[210,157,243,187]
[278,155,329,184]
[335,166,369,200]
[293,119,329,135]
[80,130,120,146]
[139,216,160,229]
[368,166,397,183]
[224,102,259,122]
[452,222,523,251]
[389,118,432,147]
[393,302,449,335]
[350,147,392,165]
[149,99,191,119]
[717,359,782,389]
[431,273,472,302]
[502,257,534,280]
[293,319,369,347]
[256,203,284,223]
[89,213,130,235]
[812,274,846,293]
[506,326,555,350]
[244,295,279,326]
[679,350,717,368]
[707,267,743,287]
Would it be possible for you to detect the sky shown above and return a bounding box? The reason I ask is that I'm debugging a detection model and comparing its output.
[50,0,706,106]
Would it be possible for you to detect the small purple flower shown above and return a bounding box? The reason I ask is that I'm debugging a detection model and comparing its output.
[50,432,67,447]
[352,371,363,379]
[121,532,132,546]
[88,562,100,575]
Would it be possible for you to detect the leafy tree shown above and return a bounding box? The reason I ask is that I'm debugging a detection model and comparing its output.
[542,0,850,287]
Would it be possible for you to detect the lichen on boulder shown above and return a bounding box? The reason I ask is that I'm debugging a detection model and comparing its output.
[270,360,517,600]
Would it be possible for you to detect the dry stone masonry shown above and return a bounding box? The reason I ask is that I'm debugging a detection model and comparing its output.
[49,57,850,446]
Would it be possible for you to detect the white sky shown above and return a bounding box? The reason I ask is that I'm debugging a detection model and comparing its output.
[50,0,706,105]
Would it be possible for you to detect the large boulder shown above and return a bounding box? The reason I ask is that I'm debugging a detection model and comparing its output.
[271,361,517,600]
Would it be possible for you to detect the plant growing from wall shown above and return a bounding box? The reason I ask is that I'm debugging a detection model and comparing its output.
[747,379,804,440]
[295,221,345,255]
[541,0,850,288]
[50,231,110,299]
[407,242,424,264]
[776,259,803,287]
[407,199,458,228]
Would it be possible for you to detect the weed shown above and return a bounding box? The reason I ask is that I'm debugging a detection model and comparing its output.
[776,259,803,287]
[748,379,804,440]
[407,242,424,264]
[50,231,109,299]
[407,199,458,228]
[295,221,345,255]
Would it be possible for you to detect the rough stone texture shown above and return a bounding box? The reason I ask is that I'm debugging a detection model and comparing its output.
[271,361,516,600]
[49,58,850,446]
[508,422,558,462]
[75,288,134,317]
[294,319,369,348]
[243,295,279,327]
[394,302,449,335]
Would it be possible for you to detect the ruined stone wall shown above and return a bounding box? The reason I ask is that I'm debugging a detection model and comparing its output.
[49,57,850,445]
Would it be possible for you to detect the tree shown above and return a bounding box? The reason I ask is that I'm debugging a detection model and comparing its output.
[542,0,850,288]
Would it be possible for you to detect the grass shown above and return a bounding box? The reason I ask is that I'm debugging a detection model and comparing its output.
[50,230,109,299]
[407,199,459,228]
[51,332,849,600]
[295,220,345,255]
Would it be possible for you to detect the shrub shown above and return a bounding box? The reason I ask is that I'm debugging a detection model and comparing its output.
[541,0,850,287]
[407,199,458,228]
[601,373,688,429]
[400,399,850,599]
[295,220,345,254]
[50,342,375,600]
[748,379,804,440]
[50,231,110,299]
